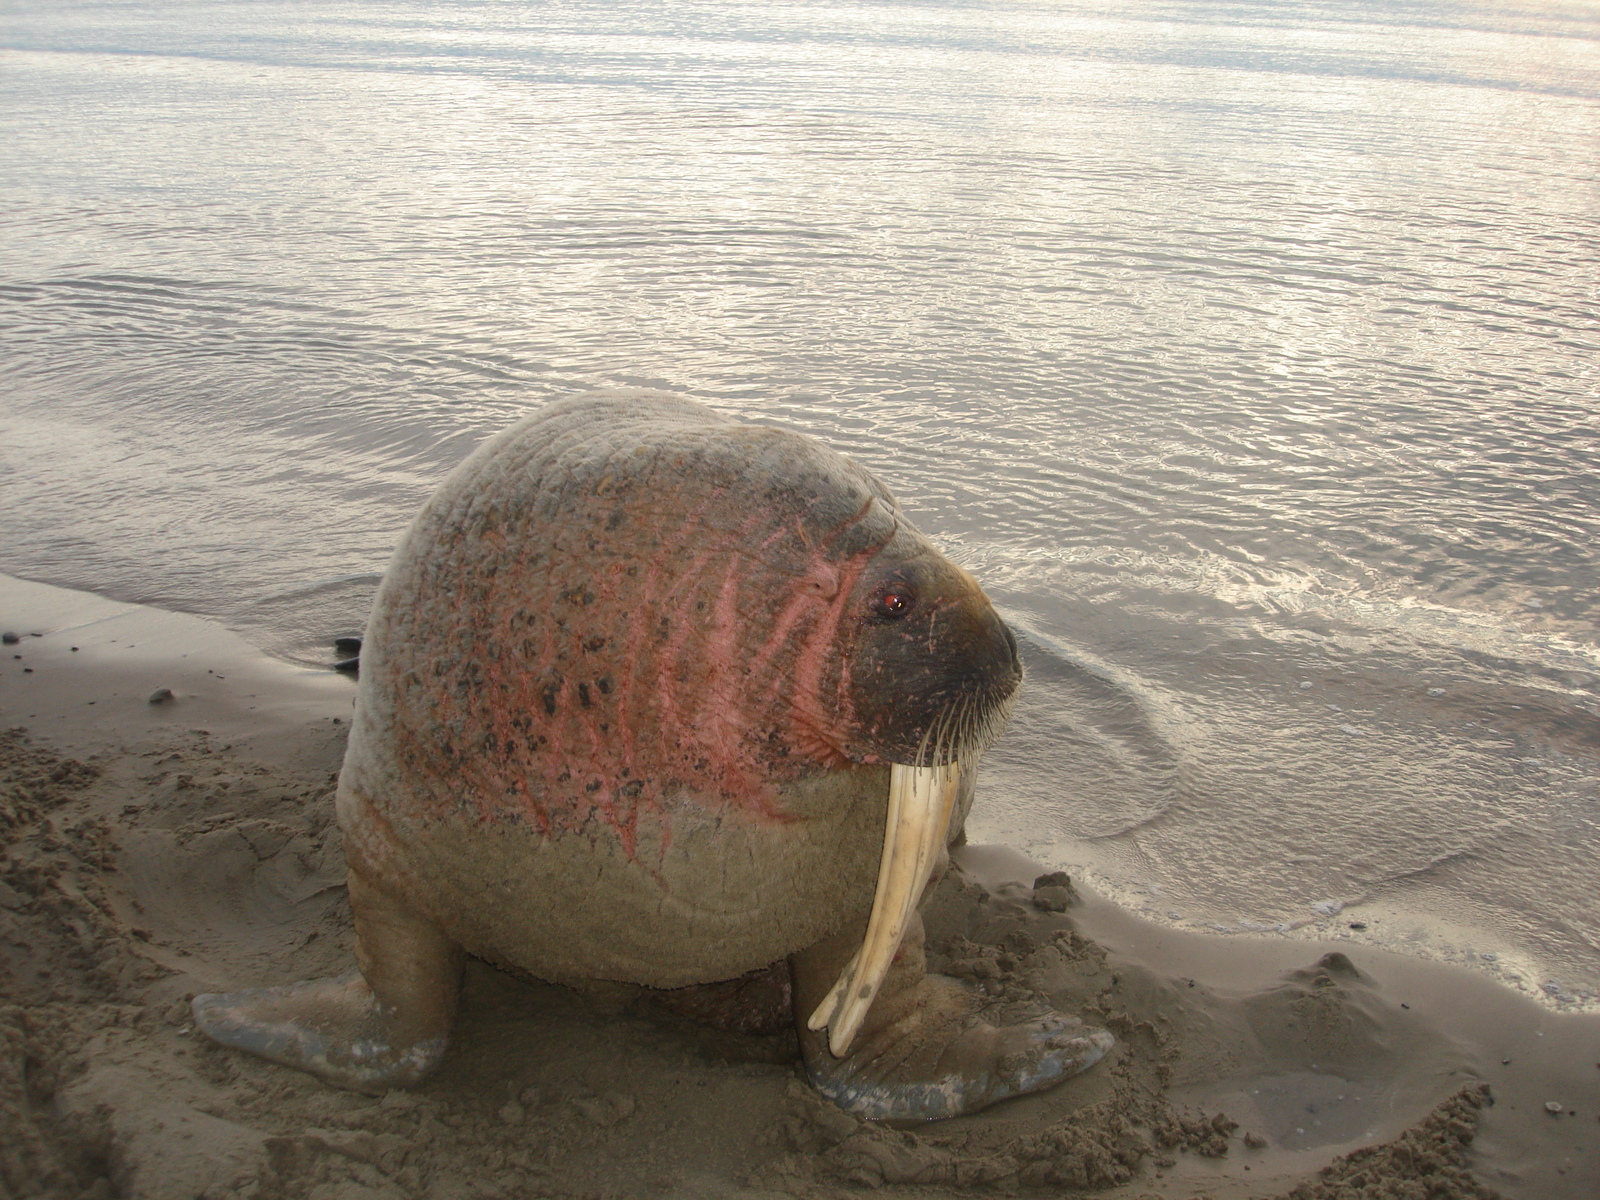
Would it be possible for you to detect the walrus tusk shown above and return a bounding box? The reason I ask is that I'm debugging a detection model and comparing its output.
[807,761,962,1056]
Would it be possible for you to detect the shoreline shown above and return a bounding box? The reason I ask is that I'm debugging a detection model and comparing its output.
[2,572,1595,1200]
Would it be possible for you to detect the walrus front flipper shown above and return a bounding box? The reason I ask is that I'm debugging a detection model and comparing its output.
[193,871,462,1092]
[791,912,1113,1120]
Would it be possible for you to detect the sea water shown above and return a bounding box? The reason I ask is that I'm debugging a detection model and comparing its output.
[2,0,1597,1006]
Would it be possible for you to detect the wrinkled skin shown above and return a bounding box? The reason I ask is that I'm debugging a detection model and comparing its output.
[195,390,1111,1119]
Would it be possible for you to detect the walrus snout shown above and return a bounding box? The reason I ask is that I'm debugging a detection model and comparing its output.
[844,552,1022,766]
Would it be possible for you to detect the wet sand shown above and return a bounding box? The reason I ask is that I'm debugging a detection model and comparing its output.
[2,572,1595,1200]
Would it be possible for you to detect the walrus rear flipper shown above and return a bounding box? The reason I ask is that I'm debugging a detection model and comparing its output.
[192,871,462,1092]
[792,911,1113,1120]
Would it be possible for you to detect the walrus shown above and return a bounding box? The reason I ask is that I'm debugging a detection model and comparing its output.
[194,390,1112,1119]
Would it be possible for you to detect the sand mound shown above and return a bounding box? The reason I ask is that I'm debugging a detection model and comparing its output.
[1283,1084,1497,1200]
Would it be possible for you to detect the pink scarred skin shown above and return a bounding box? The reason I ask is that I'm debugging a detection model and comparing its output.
[375,396,898,845]
[193,391,1114,1117]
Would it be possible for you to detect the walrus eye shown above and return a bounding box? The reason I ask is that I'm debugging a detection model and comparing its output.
[872,589,915,620]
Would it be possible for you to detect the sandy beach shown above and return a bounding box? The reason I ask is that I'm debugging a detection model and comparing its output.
[2,571,1596,1200]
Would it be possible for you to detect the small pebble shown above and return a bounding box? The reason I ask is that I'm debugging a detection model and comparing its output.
[0,632,17,645]
[1299,680,1313,689]
[1426,687,1445,697]
[1544,1100,1563,1114]
[148,687,175,704]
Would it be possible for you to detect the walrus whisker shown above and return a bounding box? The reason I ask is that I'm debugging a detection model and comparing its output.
[911,683,1013,771]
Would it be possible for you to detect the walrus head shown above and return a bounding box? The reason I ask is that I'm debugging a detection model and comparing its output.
[373,392,1022,1052]
[838,543,1021,768]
